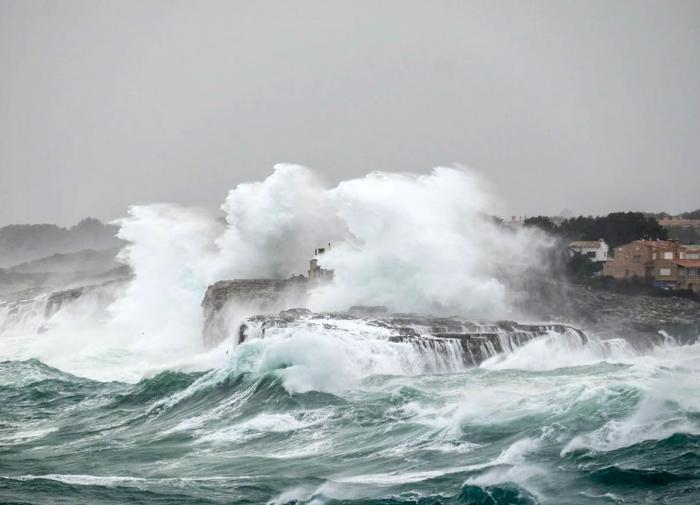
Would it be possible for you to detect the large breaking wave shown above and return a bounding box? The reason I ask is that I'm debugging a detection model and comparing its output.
[1,165,699,504]
[1,164,554,381]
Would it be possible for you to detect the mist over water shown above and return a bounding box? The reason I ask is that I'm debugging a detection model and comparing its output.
[1,165,699,504]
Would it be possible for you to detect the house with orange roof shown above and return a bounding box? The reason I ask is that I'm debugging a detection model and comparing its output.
[603,239,700,291]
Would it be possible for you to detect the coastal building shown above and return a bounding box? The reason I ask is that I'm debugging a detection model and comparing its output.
[602,239,700,291]
[568,239,609,262]
[504,216,525,227]
[675,260,700,292]
[308,242,334,281]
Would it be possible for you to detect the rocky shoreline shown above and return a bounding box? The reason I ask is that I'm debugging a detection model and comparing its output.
[201,277,700,347]
[520,282,700,343]
[2,274,698,349]
[238,307,588,366]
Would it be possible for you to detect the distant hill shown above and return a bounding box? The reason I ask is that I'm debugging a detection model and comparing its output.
[680,209,700,220]
[648,209,700,220]
[0,218,124,268]
[0,248,131,297]
[8,248,122,275]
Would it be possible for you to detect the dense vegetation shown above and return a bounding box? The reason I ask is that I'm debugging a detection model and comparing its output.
[524,211,669,249]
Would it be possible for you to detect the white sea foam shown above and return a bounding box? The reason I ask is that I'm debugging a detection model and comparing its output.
[226,322,472,393]
[196,411,332,445]
[0,426,58,445]
[5,474,253,487]
[480,330,637,371]
[561,341,700,455]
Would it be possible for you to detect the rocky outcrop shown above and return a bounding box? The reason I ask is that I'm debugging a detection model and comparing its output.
[237,308,588,366]
[520,281,700,343]
[201,277,310,347]
[201,276,700,350]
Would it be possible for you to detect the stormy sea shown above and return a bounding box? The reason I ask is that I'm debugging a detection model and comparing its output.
[1,166,699,504]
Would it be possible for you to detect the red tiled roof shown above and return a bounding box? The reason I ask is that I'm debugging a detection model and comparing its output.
[673,260,700,268]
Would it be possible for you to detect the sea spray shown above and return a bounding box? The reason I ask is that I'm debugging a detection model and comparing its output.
[1,164,555,381]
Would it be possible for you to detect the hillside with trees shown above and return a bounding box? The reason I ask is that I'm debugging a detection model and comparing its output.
[524,212,668,248]
[0,218,123,268]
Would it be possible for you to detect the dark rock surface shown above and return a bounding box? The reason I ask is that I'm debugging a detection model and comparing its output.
[521,282,700,343]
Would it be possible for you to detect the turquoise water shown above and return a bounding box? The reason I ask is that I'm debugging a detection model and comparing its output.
[1,336,699,504]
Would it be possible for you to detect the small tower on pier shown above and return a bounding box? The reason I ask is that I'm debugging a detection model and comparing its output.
[309,241,334,281]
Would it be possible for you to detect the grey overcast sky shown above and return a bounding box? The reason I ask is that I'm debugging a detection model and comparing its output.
[1,0,699,226]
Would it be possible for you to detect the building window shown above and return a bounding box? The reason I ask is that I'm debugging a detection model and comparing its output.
[633,254,642,263]
[663,252,673,260]
[659,268,672,276]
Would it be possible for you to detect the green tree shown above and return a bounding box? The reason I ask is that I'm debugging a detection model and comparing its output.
[560,212,667,249]
[523,216,558,234]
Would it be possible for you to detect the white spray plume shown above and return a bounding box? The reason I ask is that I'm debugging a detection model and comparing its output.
[215,164,347,279]
[210,163,549,318]
[109,164,550,321]
[108,204,224,347]
[309,167,547,316]
[115,164,547,321]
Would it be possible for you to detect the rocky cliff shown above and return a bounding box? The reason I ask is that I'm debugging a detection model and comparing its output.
[201,277,310,347]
